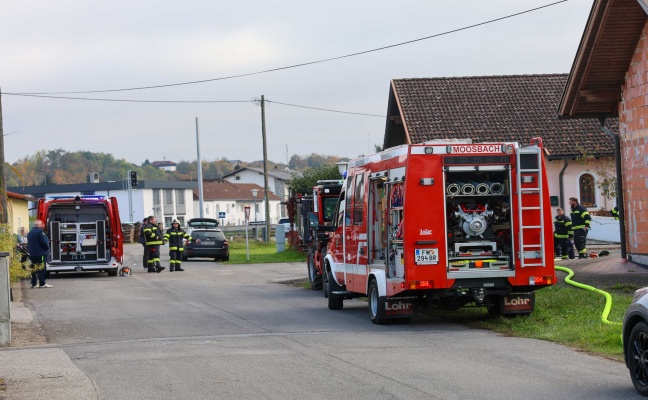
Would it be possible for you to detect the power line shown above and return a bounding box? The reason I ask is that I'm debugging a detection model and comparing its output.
[266,100,384,117]
[1,93,251,103]
[2,92,386,117]
[13,1,567,95]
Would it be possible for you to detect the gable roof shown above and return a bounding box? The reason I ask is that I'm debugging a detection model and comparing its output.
[221,166,299,181]
[7,191,38,202]
[193,180,281,201]
[559,0,648,118]
[385,74,616,158]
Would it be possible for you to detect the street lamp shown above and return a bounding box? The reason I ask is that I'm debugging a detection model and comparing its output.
[335,161,348,176]
[251,189,259,224]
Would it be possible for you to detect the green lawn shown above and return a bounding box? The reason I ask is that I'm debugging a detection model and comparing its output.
[429,282,635,361]
[226,238,306,264]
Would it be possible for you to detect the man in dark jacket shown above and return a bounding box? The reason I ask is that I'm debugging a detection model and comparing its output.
[28,219,52,288]
[163,219,192,272]
[553,208,573,260]
[569,197,592,259]
[138,217,149,269]
[143,216,165,273]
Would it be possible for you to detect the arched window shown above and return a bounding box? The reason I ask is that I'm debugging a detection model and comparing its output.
[579,173,596,207]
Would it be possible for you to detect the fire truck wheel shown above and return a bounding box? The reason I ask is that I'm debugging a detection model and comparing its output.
[327,269,344,310]
[107,268,118,277]
[486,295,503,317]
[323,264,329,298]
[308,250,323,290]
[368,280,386,324]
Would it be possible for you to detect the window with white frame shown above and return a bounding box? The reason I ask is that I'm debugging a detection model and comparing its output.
[579,173,596,207]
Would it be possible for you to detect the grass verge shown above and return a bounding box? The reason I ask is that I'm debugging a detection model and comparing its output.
[226,239,306,264]
[430,281,635,361]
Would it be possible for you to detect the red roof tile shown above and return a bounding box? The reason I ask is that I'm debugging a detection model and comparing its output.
[386,74,616,157]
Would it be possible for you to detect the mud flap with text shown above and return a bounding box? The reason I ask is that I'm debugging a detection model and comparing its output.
[500,292,535,315]
[383,298,416,319]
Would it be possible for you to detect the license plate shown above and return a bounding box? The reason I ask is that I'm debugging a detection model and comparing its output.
[201,241,215,245]
[414,248,438,264]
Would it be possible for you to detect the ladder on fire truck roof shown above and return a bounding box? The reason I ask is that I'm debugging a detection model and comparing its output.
[516,139,546,268]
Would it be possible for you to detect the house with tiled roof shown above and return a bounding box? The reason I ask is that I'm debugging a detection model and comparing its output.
[222,166,301,218]
[194,180,282,226]
[151,160,177,172]
[384,74,617,213]
[7,191,38,235]
[558,0,648,264]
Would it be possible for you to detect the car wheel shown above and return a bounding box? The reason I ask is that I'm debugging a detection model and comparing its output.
[223,254,229,261]
[368,280,386,324]
[326,268,343,310]
[628,321,648,396]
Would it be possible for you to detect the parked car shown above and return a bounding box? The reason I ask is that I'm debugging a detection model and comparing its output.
[278,218,291,232]
[183,228,229,261]
[623,286,648,396]
[187,217,219,231]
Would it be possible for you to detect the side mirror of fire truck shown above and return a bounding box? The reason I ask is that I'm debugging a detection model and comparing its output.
[307,212,319,231]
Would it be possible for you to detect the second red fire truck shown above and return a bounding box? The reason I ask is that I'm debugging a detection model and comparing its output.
[37,195,124,277]
[323,139,555,323]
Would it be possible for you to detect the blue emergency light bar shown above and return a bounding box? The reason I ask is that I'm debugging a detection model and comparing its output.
[49,195,106,201]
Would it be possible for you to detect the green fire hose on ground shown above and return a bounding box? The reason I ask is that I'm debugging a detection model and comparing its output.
[555,265,622,326]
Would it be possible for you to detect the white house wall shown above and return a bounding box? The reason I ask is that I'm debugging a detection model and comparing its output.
[41,189,196,228]
[545,156,616,215]
[195,199,281,226]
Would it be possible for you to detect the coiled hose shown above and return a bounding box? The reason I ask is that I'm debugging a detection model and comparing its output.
[555,265,621,326]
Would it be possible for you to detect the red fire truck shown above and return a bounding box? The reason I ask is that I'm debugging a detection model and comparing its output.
[296,180,343,290]
[37,195,124,277]
[323,138,555,323]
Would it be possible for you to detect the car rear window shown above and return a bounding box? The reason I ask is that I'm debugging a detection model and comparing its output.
[192,231,224,241]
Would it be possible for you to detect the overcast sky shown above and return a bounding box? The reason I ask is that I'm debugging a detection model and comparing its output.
[1,0,593,167]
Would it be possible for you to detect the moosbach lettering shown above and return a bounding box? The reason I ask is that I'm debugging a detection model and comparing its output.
[451,144,501,154]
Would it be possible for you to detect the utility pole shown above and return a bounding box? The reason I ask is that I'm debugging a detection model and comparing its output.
[260,95,270,243]
[127,169,133,222]
[196,117,204,218]
[0,88,8,225]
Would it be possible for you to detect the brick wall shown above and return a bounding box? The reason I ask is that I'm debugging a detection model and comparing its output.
[619,21,648,263]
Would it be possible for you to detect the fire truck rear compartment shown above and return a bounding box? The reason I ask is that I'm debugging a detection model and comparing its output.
[48,204,111,264]
[445,169,513,272]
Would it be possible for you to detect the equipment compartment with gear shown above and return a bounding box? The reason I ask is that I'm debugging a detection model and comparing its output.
[445,169,513,270]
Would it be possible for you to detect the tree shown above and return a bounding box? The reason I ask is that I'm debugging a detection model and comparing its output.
[288,164,342,195]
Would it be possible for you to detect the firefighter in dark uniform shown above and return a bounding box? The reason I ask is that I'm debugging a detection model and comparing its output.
[144,216,166,273]
[553,208,573,260]
[611,206,620,220]
[569,197,592,259]
[163,219,195,272]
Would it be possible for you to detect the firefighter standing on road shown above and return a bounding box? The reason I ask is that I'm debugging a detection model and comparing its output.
[144,216,166,273]
[569,197,592,259]
[163,219,196,272]
[138,217,149,269]
[553,208,573,260]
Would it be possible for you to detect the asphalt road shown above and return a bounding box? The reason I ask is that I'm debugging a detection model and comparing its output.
[0,243,642,399]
